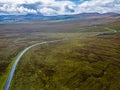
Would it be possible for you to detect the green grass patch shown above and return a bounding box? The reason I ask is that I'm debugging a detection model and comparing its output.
[10,35,120,90]
[0,52,22,90]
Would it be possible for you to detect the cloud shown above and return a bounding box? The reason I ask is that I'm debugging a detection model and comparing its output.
[36,0,77,15]
[76,0,120,13]
[0,0,120,16]
[0,4,37,15]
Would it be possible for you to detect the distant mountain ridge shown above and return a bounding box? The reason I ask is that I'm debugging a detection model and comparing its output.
[0,13,119,22]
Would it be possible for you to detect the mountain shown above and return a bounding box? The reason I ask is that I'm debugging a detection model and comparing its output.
[0,13,119,22]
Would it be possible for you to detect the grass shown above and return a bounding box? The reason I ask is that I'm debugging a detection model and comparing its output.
[0,54,20,90]
[0,32,102,89]
[10,34,120,90]
[0,26,105,84]
[0,15,120,89]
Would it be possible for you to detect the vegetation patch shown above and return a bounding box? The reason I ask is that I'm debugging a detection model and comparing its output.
[10,35,120,90]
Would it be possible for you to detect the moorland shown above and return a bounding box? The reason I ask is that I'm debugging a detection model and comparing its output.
[0,13,120,90]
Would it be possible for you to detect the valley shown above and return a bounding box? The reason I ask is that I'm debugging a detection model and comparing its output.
[0,14,120,90]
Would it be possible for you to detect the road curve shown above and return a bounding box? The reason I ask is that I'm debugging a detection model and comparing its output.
[4,40,62,90]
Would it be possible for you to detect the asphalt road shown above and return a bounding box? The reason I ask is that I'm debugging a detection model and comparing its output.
[4,40,62,90]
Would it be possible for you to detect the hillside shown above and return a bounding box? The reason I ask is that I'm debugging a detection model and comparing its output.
[0,14,120,90]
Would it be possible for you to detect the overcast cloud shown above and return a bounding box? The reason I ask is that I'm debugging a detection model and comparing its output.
[0,0,120,16]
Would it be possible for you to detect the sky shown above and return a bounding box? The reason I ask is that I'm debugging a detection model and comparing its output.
[0,0,120,16]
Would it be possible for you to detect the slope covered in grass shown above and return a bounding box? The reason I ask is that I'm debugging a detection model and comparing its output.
[10,34,120,90]
[1,15,120,89]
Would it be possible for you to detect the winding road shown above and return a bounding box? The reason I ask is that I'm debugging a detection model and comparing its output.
[4,40,62,90]
[4,33,107,90]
